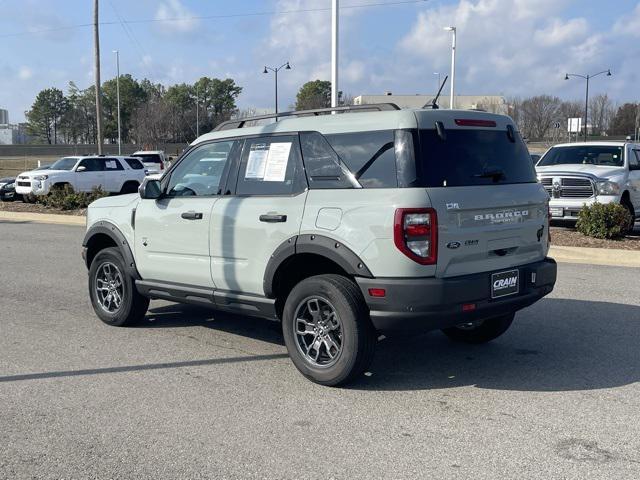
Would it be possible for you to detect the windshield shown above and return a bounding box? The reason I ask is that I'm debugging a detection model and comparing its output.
[538,146,624,167]
[49,157,78,171]
[417,129,537,187]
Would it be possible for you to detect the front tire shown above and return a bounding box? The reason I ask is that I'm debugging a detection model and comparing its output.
[88,247,149,326]
[282,275,376,386]
[442,312,515,344]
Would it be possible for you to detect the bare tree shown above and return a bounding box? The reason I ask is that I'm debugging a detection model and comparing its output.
[519,95,562,140]
[589,94,615,136]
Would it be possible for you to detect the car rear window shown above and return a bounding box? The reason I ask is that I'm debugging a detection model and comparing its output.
[132,154,162,164]
[537,145,624,167]
[417,129,537,187]
[125,158,144,170]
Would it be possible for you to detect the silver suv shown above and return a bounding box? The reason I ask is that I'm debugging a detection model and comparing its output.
[82,105,557,386]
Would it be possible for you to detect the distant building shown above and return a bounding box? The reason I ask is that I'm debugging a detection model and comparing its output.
[0,108,8,125]
[353,94,508,115]
[0,125,16,145]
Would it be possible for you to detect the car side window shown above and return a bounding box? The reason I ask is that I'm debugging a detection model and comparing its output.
[300,132,353,189]
[77,158,103,172]
[166,140,238,197]
[235,135,305,195]
[125,158,144,170]
[102,158,124,171]
[324,130,398,188]
[631,150,640,169]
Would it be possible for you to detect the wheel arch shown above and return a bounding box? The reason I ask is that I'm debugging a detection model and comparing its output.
[264,234,373,315]
[83,221,140,279]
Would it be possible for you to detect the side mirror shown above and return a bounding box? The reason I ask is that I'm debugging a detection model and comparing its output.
[139,179,162,199]
[76,165,86,172]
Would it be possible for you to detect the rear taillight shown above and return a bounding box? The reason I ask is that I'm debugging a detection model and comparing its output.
[547,205,551,244]
[394,208,438,265]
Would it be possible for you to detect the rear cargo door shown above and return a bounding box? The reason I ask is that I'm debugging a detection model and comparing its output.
[414,114,550,278]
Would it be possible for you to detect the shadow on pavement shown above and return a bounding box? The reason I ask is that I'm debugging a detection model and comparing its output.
[145,298,640,393]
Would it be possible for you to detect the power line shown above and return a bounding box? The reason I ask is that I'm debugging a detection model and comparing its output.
[0,0,429,38]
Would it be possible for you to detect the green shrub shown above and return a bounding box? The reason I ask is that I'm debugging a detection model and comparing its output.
[576,202,633,239]
[37,185,109,211]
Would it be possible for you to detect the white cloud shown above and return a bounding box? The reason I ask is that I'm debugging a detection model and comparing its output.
[614,2,640,37]
[18,66,33,80]
[534,18,588,47]
[396,0,618,97]
[155,0,200,34]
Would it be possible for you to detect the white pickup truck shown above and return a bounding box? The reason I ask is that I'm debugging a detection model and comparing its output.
[536,141,640,227]
[15,155,147,198]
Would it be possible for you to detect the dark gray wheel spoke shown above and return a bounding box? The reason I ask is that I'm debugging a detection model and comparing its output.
[95,261,125,314]
[294,295,343,368]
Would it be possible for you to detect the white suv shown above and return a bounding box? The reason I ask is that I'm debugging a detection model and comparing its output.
[536,141,640,224]
[82,105,557,386]
[16,156,147,197]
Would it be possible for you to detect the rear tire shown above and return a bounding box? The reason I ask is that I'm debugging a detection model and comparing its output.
[88,247,149,327]
[442,312,515,344]
[281,274,376,386]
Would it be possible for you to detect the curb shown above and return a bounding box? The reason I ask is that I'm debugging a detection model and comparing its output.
[2,210,638,268]
[0,210,86,226]
[549,245,640,268]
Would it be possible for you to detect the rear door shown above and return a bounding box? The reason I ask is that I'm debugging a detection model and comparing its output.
[210,134,307,295]
[415,114,549,278]
[101,158,126,192]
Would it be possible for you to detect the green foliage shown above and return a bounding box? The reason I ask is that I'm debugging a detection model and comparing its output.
[295,80,332,110]
[37,185,109,211]
[576,202,633,239]
[26,87,68,144]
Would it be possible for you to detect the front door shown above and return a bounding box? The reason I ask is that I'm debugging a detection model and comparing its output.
[629,149,640,215]
[210,134,308,295]
[134,140,240,288]
[75,157,105,192]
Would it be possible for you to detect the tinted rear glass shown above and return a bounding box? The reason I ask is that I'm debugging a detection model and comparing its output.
[538,145,624,167]
[417,129,536,187]
[132,154,162,164]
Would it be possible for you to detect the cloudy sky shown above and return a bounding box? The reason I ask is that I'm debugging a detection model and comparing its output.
[0,0,638,123]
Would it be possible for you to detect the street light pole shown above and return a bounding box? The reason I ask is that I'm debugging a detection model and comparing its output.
[331,0,339,109]
[113,50,121,155]
[565,69,611,142]
[444,27,456,109]
[433,72,441,92]
[195,83,199,138]
[263,62,291,120]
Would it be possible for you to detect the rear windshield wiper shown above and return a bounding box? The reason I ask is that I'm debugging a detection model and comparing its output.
[473,169,505,182]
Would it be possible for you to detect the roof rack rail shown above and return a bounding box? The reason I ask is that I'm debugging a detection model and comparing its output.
[213,103,401,132]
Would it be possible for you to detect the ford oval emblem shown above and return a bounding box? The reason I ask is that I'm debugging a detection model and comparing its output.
[447,241,461,250]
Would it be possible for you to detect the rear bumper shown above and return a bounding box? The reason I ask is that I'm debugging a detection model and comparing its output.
[356,258,557,331]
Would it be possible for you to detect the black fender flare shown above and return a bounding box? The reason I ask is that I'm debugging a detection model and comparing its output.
[263,234,373,298]
[82,221,140,279]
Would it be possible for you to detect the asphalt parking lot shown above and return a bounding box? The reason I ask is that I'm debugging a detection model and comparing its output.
[1,221,640,479]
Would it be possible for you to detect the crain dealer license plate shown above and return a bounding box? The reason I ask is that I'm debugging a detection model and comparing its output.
[491,270,519,299]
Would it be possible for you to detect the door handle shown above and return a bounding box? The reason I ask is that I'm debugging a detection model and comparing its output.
[259,214,287,223]
[181,211,203,220]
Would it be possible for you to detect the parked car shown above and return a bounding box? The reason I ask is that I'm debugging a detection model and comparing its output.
[82,105,557,386]
[0,176,17,201]
[15,156,147,198]
[131,150,167,175]
[536,141,640,227]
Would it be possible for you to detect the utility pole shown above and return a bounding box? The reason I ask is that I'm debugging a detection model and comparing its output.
[196,83,199,137]
[565,69,611,142]
[444,26,456,109]
[113,50,121,155]
[93,0,103,154]
[331,0,339,109]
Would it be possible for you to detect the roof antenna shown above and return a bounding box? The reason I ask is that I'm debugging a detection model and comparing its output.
[423,75,448,109]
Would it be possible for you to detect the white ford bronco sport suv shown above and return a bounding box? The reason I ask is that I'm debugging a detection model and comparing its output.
[16,155,146,198]
[82,104,557,386]
[535,141,640,226]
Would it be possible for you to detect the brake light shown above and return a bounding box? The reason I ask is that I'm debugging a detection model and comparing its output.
[394,208,438,265]
[454,119,497,127]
